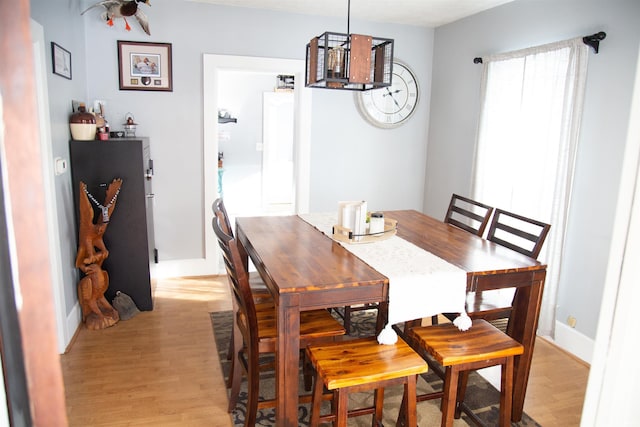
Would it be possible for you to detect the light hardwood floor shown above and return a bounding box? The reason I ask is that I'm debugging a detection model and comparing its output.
[60,276,589,426]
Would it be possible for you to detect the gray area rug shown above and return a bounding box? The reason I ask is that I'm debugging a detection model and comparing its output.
[210,309,541,426]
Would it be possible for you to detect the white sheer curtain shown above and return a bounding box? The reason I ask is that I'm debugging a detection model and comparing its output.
[472,38,589,337]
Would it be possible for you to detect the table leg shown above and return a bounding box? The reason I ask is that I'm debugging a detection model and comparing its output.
[507,269,546,422]
[275,293,301,427]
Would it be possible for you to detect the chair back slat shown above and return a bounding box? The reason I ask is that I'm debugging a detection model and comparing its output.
[444,194,494,237]
[487,208,551,259]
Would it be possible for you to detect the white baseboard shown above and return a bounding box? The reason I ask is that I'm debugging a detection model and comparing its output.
[154,258,218,279]
[552,319,594,364]
[62,302,82,353]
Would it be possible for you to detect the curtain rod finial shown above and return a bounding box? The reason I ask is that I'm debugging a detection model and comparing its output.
[473,57,483,64]
[583,31,606,54]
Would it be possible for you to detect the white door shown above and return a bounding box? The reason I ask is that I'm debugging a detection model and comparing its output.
[262,91,294,214]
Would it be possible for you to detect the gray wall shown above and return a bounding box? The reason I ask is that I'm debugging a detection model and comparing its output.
[424,0,640,340]
[30,0,432,324]
[79,0,432,264]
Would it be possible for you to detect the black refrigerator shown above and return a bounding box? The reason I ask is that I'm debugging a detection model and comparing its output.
[69,138,155,311]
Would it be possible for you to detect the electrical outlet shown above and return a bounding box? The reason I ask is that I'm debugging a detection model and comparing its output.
[567,315,577,328]
[94,99,106,113]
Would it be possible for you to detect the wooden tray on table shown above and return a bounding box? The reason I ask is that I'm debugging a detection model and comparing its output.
[332,218,398,244]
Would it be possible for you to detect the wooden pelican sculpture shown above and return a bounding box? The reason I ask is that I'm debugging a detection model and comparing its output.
[82,0,151,36]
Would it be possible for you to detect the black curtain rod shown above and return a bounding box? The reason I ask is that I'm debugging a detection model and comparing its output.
[473,31,607,64]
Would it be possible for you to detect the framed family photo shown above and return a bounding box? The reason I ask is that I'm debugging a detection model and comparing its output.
[117,40,173,91]
[51,42,72,80]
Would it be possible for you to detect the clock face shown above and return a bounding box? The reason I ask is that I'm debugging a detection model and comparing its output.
[355,61,419,128]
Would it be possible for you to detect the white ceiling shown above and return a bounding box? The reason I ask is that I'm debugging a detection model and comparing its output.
[185,0,515,28]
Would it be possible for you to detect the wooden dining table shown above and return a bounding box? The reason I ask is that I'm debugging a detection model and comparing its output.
[235,209,546,427]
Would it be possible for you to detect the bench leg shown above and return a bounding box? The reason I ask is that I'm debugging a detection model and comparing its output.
[441,367,459,427]
[500,357,514,427]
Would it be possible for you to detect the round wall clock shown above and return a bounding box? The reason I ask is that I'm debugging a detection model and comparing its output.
[355,60,419,128]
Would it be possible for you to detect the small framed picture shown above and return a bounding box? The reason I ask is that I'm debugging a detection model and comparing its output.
[51,42,72,80]
[117,40,173,91]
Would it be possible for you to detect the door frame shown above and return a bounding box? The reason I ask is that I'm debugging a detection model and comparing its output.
[203,55,311,274]
[580,43,640,426]
[0,3,68,424]
[31,20,69,354]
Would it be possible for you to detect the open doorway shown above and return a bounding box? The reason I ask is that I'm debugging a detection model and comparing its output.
[203,55,311,274]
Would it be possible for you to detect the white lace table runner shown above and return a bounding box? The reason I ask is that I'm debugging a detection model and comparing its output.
[299,213,471,344]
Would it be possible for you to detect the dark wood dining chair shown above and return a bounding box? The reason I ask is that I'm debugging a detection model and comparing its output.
[306,336,428,427]
[213,198,272,299]
[212,198,271,295]
[444,194,494,237]
[433,194,494,324]
[399,319,524,427]
[213,198,272,369]
[211,209,346,427]
[463,208,551,322]
[487,208,551,259]
[441,207,551,325]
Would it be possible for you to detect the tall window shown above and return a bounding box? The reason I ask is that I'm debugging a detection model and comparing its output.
[472,38,589,337]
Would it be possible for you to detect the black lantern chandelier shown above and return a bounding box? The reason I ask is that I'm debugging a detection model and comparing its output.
[305,0,394,91]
